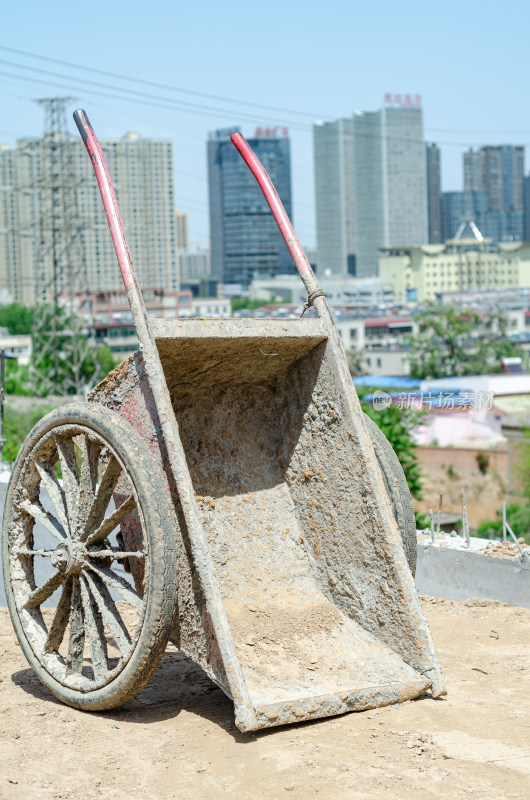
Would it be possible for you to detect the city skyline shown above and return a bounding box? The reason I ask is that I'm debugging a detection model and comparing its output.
[1,103,528,256]
[1,1,529,251]
[2,110,528,305]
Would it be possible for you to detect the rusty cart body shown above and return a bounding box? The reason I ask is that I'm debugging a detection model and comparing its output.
[1,111,445,732]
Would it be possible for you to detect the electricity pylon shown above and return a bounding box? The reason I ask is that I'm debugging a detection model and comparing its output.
[30,97,99,397]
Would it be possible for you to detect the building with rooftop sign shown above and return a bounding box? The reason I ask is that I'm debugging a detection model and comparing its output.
[313,96,428,278]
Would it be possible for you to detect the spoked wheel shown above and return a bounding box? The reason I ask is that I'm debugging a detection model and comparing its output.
[2,403,178,710]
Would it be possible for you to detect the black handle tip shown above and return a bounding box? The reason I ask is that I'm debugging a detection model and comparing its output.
[73,109,90,142]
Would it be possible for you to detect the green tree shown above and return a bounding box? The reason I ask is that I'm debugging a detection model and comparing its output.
[30,305,114,396]
[230,297,283,313]
[4,360,31,396]
[0,302,33,335]
[358,386,424,499]
[406,304,523,380]
[96,345,116,378]
[3,403,55,461]
[514,432,530,500]
[477,503,530,545]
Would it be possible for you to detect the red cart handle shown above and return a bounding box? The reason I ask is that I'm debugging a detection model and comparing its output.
[73,109,136,292]
[231,132,325,315]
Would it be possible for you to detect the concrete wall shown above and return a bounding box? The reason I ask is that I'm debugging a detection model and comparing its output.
[416,543,530,608]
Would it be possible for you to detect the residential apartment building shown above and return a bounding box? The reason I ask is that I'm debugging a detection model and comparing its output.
[207,127,293,285]
[460,145,525,241]
[0,132,178,305]
[178,246,210,283]
[175,208,189,251]
[464,145,524,213]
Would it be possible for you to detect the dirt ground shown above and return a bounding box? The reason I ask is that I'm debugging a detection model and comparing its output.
[0,598,528,800]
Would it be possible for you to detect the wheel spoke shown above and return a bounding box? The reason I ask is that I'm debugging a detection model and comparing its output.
[87,563,143,611]
[20,499,67,541]
[85,494,137,547]
[66,578,85,674]
[17,548,55,557]
[83,571,132,655]
[77,436,101,532]
[85,570,131,655]
[54,437,80,530]
[44,578,73,652]
[81,456,122,541]
[89,548,143,560]
[80,575,108,680]
[34,461,69,533]
[24,570,64,608]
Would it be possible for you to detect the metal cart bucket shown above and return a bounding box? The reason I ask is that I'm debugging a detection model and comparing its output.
[74,113,446,730]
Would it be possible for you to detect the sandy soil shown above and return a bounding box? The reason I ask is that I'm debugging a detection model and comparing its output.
[0,597,528,800]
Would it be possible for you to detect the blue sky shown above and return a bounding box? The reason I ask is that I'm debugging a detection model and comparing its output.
[1,0,528,248]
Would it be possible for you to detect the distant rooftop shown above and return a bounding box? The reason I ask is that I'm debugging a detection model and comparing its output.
[452,218,484,242]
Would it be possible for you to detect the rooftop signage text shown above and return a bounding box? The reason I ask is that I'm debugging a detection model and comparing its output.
[384,93,422,109]
[254,126,289,138]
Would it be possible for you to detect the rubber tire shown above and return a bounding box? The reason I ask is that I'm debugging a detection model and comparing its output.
[364,413,417,576]
[2,402,179,711]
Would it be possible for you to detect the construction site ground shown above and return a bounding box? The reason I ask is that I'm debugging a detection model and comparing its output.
[0,597,528,800]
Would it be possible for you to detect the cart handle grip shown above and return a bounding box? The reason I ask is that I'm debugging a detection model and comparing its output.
[231,132,323,309]
[73,109,136,292]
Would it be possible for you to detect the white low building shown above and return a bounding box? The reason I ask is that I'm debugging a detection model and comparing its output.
[183,297,231,318]
[250,274,394,307]
[379,224,530,304]
[363,349,410,377]
[0,332,32,365]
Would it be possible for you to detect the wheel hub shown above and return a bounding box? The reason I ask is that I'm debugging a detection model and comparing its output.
[50,541,86,575]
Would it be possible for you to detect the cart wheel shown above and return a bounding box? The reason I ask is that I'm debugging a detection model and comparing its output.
[2,402,178,710]
[364,413,417,576]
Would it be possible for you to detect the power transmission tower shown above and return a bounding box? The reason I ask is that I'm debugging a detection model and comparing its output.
[30,97,99,397]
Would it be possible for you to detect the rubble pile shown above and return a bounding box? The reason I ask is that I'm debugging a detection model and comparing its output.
[483,538,527,559]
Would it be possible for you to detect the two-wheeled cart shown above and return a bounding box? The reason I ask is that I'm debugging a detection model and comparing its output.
[1,111,445,731]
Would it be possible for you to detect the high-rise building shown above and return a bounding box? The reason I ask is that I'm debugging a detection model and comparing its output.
[178,246,210,283]
[463,148,483,192]
[0,131,178,305]
[207,127,293,285]
[462,145,524,239]
[313,98,428,277]
[524,175,530,241]
[442,191,489,241]
[313,118,356,276]
[443,189,524,243]
[175,208,189,251]
[426,143,442,243]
